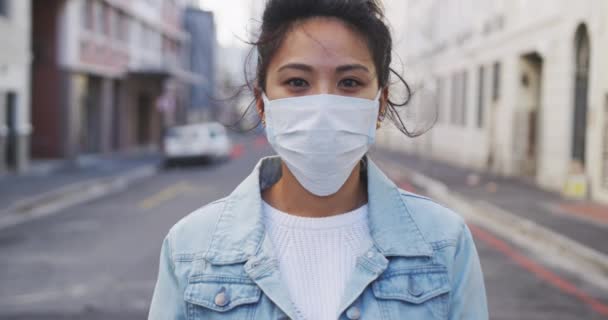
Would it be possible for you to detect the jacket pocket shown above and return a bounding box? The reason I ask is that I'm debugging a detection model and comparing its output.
[184,278,262,319]
[372,266,450,319]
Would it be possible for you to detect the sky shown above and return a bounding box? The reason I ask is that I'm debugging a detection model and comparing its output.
[197,0,262,48]
[198,0,406,49]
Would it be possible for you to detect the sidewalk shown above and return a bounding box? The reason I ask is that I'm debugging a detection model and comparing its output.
[0,150,162,229]
[370,147,608,257]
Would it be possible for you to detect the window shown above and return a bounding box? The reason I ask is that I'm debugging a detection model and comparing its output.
[451,73,460,125]
[109,8,118,39]
[492,61,501,101]
[449,71,468,127]
[436,78,443,123]
[117,12,129,42]
[130,19,139,46]
[461,71,468,126]
[477,66,485,128]
[82,0,94,29]
[0,0,9,17]
[603,94,608,188]
[144,27,153,49]
[139,23,147,47]
[101,3,111,36]
[154,31,162,51]
[94,1,103,33]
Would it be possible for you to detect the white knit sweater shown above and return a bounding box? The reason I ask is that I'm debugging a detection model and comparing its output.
[262,201,373,320]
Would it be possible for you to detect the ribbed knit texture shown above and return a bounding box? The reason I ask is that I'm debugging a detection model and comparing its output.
[262,201,373,320]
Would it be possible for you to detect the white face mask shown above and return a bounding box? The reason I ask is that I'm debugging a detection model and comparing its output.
[263,92,381,196]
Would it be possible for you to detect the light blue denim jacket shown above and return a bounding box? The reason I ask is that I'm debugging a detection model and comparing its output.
[149,156,488,320]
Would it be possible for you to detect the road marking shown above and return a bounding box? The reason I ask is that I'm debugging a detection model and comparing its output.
[138,181,194,210]
[541,202,608,228]
[2,285,85,306]
[0,279,153,309]
[469,224,608,317]
[0,276,112,307]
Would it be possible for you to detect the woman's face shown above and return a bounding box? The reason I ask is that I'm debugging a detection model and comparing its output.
[263,17,382,101]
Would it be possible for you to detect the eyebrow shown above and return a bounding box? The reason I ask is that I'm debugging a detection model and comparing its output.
[277,63,313,73]
[276,63,370,73]
[336,64,370,73]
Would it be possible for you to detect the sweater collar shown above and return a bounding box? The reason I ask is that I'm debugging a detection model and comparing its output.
[204,155,432,265]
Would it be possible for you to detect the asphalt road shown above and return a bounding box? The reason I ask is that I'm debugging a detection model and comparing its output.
[0,134,606,319]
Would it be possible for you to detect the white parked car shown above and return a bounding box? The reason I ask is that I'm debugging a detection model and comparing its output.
[163,122,232,166]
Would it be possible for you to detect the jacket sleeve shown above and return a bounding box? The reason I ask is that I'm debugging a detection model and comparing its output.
[449,223,489,320]
[148,235,186,320]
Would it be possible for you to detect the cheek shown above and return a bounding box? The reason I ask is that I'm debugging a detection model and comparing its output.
[263,75,286,100]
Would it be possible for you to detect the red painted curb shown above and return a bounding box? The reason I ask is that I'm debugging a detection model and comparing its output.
[254,136,268,149]
[469,224,608,317]
[396,176,608,317]
[230,144,245,159]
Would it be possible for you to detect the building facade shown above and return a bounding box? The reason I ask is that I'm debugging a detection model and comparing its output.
[30,0,194,160]
[378,0,608,204]
[0,0,32,173]
[184,7,217,123]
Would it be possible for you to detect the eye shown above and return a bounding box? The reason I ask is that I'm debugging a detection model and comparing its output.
[285,78,309,88]
[339,78,362,88]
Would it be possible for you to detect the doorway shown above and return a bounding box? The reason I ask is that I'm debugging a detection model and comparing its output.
[517,52,543,177]
[137,94,151,145]
[572,24,590,170]
[112,80,121,150]
[80,77,102,154]
[5,92,17,170]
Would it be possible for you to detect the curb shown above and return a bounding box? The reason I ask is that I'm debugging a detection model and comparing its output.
[0,164,160,231]
[375,158,608,292]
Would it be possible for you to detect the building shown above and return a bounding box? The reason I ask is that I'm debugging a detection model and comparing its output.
[378,0,608,204]
[0,0,32,173]
[30,0,195,161]
[183,7,216,123]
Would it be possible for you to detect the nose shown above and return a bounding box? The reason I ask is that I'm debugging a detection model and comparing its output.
[313,80,336,95]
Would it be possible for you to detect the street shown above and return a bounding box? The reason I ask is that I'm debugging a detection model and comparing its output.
[0,134,607,319]
[2,0,608,319]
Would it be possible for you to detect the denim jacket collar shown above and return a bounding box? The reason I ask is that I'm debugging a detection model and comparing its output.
[204,156,433,265]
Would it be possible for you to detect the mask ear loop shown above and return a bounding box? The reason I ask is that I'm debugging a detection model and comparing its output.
[376,90,386,129]
[260,93,276,144]
[259,93,270,127]
[373,90,383,102]
[378,110,386,122]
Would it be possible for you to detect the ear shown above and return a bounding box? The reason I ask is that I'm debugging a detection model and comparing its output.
[254,87,265,119]
[379,87,389,116]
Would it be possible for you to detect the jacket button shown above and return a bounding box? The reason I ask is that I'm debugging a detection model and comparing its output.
[214,288,229,307]
[346,306,361,319]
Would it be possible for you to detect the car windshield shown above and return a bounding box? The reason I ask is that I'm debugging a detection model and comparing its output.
[166,128,181,137]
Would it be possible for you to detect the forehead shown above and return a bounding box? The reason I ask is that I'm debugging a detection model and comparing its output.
[269,17,375,70]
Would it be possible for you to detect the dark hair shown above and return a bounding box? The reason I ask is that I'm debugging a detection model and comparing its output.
[236,0,428,137]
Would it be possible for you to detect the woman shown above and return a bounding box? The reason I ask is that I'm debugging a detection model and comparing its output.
[149,0,488,319]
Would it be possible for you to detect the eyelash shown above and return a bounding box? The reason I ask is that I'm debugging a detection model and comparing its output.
[340,78,362,88]
[283,78,363,89]
[285,78,309,88]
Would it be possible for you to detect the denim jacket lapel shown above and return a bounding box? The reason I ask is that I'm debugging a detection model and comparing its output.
[336,157,434,315]
[365,157,433,257]
[243,235,302,320]
[204,156,299,319]
[204,155,433,319]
